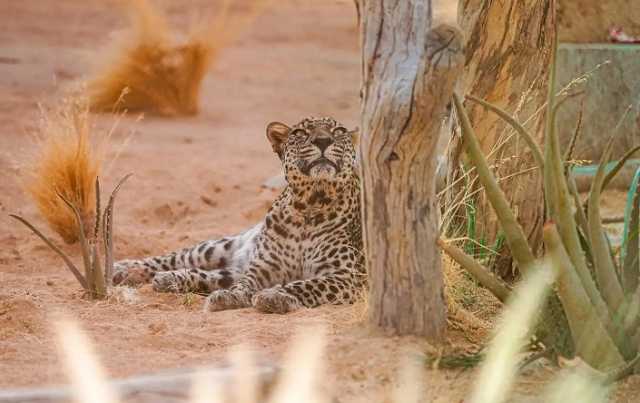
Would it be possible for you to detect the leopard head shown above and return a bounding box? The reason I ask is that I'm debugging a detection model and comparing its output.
[266,117,359,188]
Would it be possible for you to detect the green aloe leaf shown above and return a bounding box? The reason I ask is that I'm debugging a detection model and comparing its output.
[453,93,536,274]
[587,136,625,313]
[621,168,640,295]
[622,284,640,338]
[544,223,624,370]
[541,38,635,357]
[566,169,590,244]
[542,40,609,322]
[602,146,640,193]
[465,95,544,170]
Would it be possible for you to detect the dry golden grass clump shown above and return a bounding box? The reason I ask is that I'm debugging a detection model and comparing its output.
[442,254,501,344]
[87,0,266,116]
[25,97,104,244]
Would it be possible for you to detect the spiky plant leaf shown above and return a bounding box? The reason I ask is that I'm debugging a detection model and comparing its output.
[622,285,640,336]
[91,243,106,297]
[9,214,88,289]
[464,200,478,256]
[545,51,634,359]
[103,173,133,285]
[94,177,101,242]
[621,168,640,294]
[542,41,611,327]
[601,146,640,193]
[587,137,625,314]
[566,170,590,245]
[465,94,544,170]
[56,190,94,291]
[453,90,575,356]
[544,223,624,369]
[452,93,536,274]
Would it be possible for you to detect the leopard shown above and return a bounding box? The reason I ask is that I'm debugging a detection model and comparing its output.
[112,116,365,314]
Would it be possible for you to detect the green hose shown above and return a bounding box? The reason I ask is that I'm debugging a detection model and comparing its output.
[621,167,640,262]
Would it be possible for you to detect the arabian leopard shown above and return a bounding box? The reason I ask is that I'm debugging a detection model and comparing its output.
[112,117,365,314]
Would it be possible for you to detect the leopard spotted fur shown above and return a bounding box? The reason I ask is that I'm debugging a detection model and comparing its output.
[112,117,365,313]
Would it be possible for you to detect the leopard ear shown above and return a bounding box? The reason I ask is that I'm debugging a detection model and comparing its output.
[266,122,291,159]
[350,127,360,146]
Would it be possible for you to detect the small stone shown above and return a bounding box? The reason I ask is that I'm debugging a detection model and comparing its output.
[147,322,167,335]
[200,195,217,207]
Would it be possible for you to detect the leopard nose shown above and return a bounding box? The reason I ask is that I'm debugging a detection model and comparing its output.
[312,136,332,152]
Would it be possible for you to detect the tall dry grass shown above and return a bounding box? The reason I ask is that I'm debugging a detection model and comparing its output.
[87,0,267,116]
[25,96,105,244]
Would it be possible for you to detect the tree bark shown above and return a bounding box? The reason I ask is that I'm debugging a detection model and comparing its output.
[360,0,464,339]
[445,0,554,279]
[0,365,277,403]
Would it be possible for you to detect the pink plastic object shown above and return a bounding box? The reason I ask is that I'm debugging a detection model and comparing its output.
[609,27,640,43]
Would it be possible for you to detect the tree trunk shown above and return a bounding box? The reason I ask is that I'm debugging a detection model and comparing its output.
[360,0,464,339]
[445,0,554,279]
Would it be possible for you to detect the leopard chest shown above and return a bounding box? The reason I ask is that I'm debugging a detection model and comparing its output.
[261,214,352,278]
[262,188,360,278]
[299,214,355,278]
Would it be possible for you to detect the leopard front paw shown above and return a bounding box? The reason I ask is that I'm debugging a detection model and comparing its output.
[111,261,131,285]
[112,269,128,286]
[152,272,181,293]
[252,286,302,314]
[205,289,252,312]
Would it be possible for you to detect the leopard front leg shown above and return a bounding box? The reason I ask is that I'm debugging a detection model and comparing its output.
[205,258,290,312]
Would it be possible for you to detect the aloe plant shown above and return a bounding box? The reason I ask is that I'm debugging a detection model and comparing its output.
[10,174,131,299]
[440,40,640,375]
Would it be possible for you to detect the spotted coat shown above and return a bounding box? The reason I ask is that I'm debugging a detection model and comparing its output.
[113,117,365,313]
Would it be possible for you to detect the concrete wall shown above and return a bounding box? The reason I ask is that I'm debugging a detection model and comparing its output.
[556,43,640,164]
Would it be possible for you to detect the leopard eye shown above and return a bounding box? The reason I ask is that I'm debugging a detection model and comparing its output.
[332,126,347,135]
[291,128,308,139]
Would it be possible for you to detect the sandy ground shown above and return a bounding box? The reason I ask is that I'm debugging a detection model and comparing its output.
[1,1,639,402]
